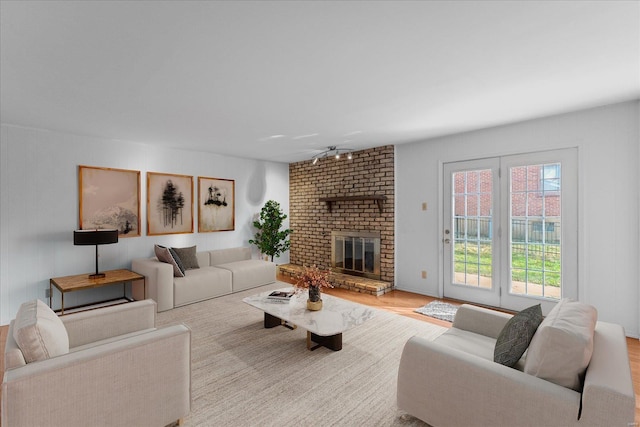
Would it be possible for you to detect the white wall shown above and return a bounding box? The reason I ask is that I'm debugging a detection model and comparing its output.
[0,125,290,324]
[396,101,640,337]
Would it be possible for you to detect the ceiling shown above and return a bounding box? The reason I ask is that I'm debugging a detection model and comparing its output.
[1,1,639,164]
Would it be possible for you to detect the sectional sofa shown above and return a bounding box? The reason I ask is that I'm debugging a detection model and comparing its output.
[132,246,276,312]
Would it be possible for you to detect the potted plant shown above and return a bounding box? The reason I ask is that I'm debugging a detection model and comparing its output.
[294,265,333,311]
[249,200,292,262]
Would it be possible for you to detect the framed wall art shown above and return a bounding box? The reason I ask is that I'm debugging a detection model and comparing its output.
[198,176,235,232]
[78,165,141,237]
[147,172,194,235]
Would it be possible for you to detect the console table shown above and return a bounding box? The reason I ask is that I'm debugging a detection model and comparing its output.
[49,269,145,315]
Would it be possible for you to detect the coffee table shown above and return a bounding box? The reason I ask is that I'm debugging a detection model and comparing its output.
[243,287,375,351]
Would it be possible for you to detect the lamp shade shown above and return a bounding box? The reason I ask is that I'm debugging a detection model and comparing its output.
[73,229,119,246]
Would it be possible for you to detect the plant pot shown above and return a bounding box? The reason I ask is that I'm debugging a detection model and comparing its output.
[307,285,322,310]
[307,299,323,311]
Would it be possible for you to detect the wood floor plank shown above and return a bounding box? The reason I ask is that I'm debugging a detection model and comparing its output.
[0,323,6,427]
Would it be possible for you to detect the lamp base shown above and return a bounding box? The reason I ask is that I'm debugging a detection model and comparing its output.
[88,273,106,279]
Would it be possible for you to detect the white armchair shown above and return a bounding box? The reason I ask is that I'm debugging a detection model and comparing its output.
[397,303,635,427]
[2,299,191,427]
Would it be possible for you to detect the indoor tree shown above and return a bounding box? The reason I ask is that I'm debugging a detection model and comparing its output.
[249,200,292,262]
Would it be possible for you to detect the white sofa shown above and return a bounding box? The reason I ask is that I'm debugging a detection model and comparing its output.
[397,302,636,427]
[132,247,276,312]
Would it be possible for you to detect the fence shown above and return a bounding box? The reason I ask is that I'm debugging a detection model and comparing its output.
[454,218,561,244]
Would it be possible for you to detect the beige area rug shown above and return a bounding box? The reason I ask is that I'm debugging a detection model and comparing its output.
[157,282,446,426]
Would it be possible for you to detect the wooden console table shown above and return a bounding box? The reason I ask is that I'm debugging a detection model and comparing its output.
[49,269,145,315]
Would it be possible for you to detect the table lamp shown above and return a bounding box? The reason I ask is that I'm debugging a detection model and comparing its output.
[73,229,119,278]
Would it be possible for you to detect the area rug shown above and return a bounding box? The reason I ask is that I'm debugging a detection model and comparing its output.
[414,301,459,322]
[156,282,445,426]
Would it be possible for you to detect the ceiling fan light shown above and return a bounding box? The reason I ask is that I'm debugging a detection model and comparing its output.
[347,152,353,160]
[312,157,319,165]
[335,153,340,159]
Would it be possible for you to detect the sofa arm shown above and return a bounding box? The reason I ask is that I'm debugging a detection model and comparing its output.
[579,322,635,427]
[132,257,175,312]
[2,324,191,427]
[397,335,581,427]
[452,304,512,339]
[61,299,157,348]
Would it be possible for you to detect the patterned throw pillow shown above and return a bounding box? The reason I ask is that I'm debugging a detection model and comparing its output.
[171,246,199,270]
[154,244,185,277]
[494,304,543,367]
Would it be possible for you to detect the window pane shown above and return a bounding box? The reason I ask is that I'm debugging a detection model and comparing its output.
[510,163,562,300]
[452,169,493,288]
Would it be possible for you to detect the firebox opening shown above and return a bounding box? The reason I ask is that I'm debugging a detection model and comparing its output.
[331,230,381,280]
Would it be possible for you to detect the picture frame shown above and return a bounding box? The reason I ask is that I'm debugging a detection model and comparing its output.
[198,176,235,232]
[78,165,141,237]
[147,172,194,235]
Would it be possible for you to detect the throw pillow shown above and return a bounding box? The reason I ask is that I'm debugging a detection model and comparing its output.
[524,298,597,391]
[154,244,185,277]
[13,299,69,363]
[494,304,543,367]
[171,246,199,270]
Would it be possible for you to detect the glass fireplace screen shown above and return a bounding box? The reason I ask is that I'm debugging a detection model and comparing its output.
[331,231,381,280]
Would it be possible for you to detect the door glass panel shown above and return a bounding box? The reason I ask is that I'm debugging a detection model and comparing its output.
[509,164,561,299]
[452,170,493,289]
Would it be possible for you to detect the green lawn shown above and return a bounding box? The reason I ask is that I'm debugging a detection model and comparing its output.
[454,242,561,286]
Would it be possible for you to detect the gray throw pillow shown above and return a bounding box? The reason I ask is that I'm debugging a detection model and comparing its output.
[154,244,185,277]
[494,304,543,367]
[172,246,199,270]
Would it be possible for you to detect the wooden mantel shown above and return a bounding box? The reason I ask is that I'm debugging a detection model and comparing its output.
[319,195,387,213]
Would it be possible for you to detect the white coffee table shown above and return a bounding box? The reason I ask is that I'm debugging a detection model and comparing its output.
[243,287,375,351]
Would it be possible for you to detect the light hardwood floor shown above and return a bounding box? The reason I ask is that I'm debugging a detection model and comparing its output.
[1,279,638,424]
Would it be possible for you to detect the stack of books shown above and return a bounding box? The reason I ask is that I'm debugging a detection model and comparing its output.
[266,290,294,303]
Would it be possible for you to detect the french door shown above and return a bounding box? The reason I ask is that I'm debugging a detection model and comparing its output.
[443,149,577,313]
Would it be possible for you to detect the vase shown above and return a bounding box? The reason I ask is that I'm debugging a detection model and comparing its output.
[307,286,322,311]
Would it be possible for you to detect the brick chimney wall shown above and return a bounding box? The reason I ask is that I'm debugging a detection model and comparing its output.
[288,145,394,284]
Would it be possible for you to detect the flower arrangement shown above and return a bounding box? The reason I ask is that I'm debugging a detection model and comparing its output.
[294,265,333,304]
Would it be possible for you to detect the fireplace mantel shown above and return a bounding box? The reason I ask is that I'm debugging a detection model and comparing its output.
[319,195,387,213]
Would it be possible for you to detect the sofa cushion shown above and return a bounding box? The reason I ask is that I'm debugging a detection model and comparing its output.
[494,304,542,367]
[216,259,276,292]
[209,247,251,265]
[13,299,69,363]
[524,298,597,391]
[173,267,232,307]
[434,327,497,362]
[154,245,185,277]
[172,246,199,270]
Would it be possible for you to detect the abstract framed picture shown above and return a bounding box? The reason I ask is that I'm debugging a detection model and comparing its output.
[147,172,194,235]
[198,176,235,232]
[78,165,141,237]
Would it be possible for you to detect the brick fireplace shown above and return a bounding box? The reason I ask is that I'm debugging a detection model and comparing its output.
[287,145,394,290]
